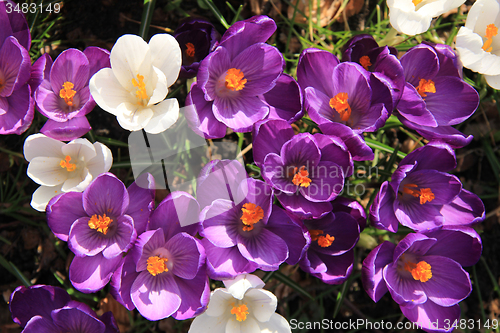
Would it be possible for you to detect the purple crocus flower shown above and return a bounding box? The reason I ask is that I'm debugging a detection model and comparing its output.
[341,34,405,107]
[111,191,209,321]
[253,119,353,219]
[362,226,482,333]
[369,142,485,232]
[297,48,393,160]
[185,15,286,138]
[33,47,110,141]
[0,0,31,50]
[396,43,479,148]
[46,172,155,292]
[9,284,119,333]
[174,17,220,79]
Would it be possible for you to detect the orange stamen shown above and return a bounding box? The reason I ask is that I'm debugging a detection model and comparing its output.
[60,155,76,172]
[309,229,335,247]
[404,260,432,282]
[329,92,351,122]
[482,24,498,52]
[225,68,247,91]
[402,183,435,205]
[230,304,249,322]
[359,55,372,70]
[147,256,169,276]
[412,0,423,6]
[240,203,264,231]
[131,74,148,103]
[185,42,195,58]
[415,78,436,98]
[292,166,312,188]
[88,214,113,235]
[59,81,76,106]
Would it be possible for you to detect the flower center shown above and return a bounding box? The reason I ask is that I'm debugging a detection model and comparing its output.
[329,92,351,122]
[60,155,76,172]
[482,24,498,52]
[131,74,148,105]
[415,78,436,98]
[412,0,423,6]
[147,256,169,276]
[185,42,196,58]
[359,55,372,70]
[404,260,432,282]
[240,203,264,231]
[225,68,247,91]
[401,183,435,204]
[59,81,76,106]
[309,229,335,247]
[0,78,4,93]
[88,214,113,235]
[292,166,312,187]
[230,304,249,322]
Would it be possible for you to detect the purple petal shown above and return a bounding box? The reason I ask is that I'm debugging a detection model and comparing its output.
[440,189,485,227]
[263,73,304,123]
[83,46,111,77]
[361,241,396,302]
[197,46,231,101]
[401,301,460,333]
[276,191,332,219]
[331,196,367,231]
[411,124,473,148]
[297,48,339,95]
[393,232,437,261]
[304,86,336,126]
[40,117,91,141]
[68,217,108,257]
[399,142,456,172]
[50,48,90,93]
[185,83,226,139]
[319,122,374,161]
[424,41,462,78]
[172,266,210,320]
[383,262,427,306]
[22,316,59,333]
[52,307,105,333]
[400,44,439,87]
[261,153,296,194]
[69,253,123,292]
[0,84,34,135]
[203,238,258,279]
[313,133,352,175]
[212,94,269,132]
[102,215,136,259]
[201,200,240,248]
[252,119,294,166]
[29,53,53,94]
[47,192,85,241]
[237,227,288,270]
[233,178,273,224]
[166,233,204,279]
[300,161,344,202]
[110,254,139,311]
[135,229,167,272]
[301,249,354,284]
[402,170,462,205]
[397,83,438,127]
[369,181,400,233]
[99,311,120,333]
[395,199,445,231]
[281,133,321,167]
[126,173,155,234]
[83,173,129,218]
[0,37,30,95]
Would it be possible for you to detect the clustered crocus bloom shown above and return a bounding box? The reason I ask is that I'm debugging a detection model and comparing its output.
[90,33,181,134]
[9,284,119,333]
[370,143,484,232]
[189,274,292,333]
[362,226,482,332]
[33,47,110,141]
[46,173,155,292]
[24,133,112,211]
[455,0,500,89]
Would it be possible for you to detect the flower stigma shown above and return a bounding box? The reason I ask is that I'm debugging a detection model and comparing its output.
[88,214,113,235]
[131,74,148,105]
[59,82,76,106]
[240,203,264,231]
[60,155,76,172]
[185,42,196,58]
[359,55,372,70]
[401,183,435,204]
[230,304,249,322]
[225,68,247,91]
[309,229,335,247]
[329,92,351,121]
[412,0,423,6]
[292,166,312,187]
[482,24,498,52]
[404,260,432,282]
[415,78,436,97]
[147,256,169,276]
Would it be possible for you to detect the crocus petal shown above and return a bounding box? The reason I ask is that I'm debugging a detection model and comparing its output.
[166,233,204,279]
[201,200,240,248]
[68,217,108,257]
[362,241,396,302]
[0,84,34,135]
[301,249,354,284]
[255,313,292,333]
[263,73,304,123]
[319,122,374,161]
[22,316,59,333]
[244,289,277,322]
[203,239,258,279]
[370,181,400,233]
[188,312,229,333]
[397,83,438,127]
[126,173,155,235]
[456,26,500,75]
[297,48,339,95]
[399,142,456,172]
[383,263,427,305]
[52,307,106,333]
[485,73,500,89]
[46,192,85,241]
[185,83,226,139]
[276,191,333,219]
[102,215,136,259]
[31,184,64,212]
[69,253,123,292]
[23,133,63,167]
[252,119,294,166]
[401,302,460,333]
[226,316,260,333]
[143,97,179,134]
[172,267,210,320]
[439,189,485,227]
[300,161,344,202]
[110,255,139,311]
[261,153,295,194]
[395,199,445,231]
[49,49,90,93]
[89,68,134,115]
[212,94,269,132]
[149,33,182,87]
[84,46,111,77]
[27,156,67,186]
[29,53,53,93]
[237,227,288,270]
[204,289,232,317]
[86,142,113,178]
[83,173,129,218]
[400,44,439,86]
[40,117,91,141]
[0,37,30,96]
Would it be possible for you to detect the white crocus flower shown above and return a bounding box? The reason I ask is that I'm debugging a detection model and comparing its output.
[189,274,291,333]
[455,0,500,88]
[24,134,112,211]
[387,0,465,35]
[90,34,181,134]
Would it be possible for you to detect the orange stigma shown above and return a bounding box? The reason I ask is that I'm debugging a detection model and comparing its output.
[240,203,264,231]
[309,229,335,247]
[292,166,312,188]
[415,78,436,97]
[359,55,372,70]
[225,68,247,91]
[60,155,76,172]
[482,24,498,52]
[185,42,195,58]
[59,81,76,106]
[402,183,435,204]
[231,304,249,322]
[329,92,351,121]
[88,214,113,235]
[404,260,432,282]
[147,256,169,276]
[131,74,148,104]
[412,0,423,6]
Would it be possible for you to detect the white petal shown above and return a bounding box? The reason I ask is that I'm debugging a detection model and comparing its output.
[116,103,154,131]
[205,289,233,317]
[143,98,179,134]
[389,5,432,35]
[256,314,292,333]
[419,0,465,17]
[147,66,168,106]
[27,157,67,186]
[86,142,113,177]
[485,73,500,88]
[224,274,265,300]
[62,138,97,162]
[23,134,64,161]
[245,289,277,323]
[456,27,500,75]
[465,0,500,32]
[89,68,134,115]
[61,167,92,192]
[30,184,64,212]
[188,313,229,333]
[149,34,182,87]
[226,316,259,333]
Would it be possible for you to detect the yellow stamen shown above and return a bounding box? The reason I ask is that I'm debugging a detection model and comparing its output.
[292,166,312,188]
[147,256,169,276]
[240,203,264,231]
[404,260,432,282]
[131,74,148,104]
[412,0,423,6]
[185,42,196,58]
[88,214,113,235]
[359,55,372,70]
[59,81,76,106]
[482,24,498,52]
[402,183,435,205]
[225,68,247,91]
[60,155,76,172]
[231,304,249,322]
[415,78,436,98]
[329,92,351,122]
[309,229,335,247]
